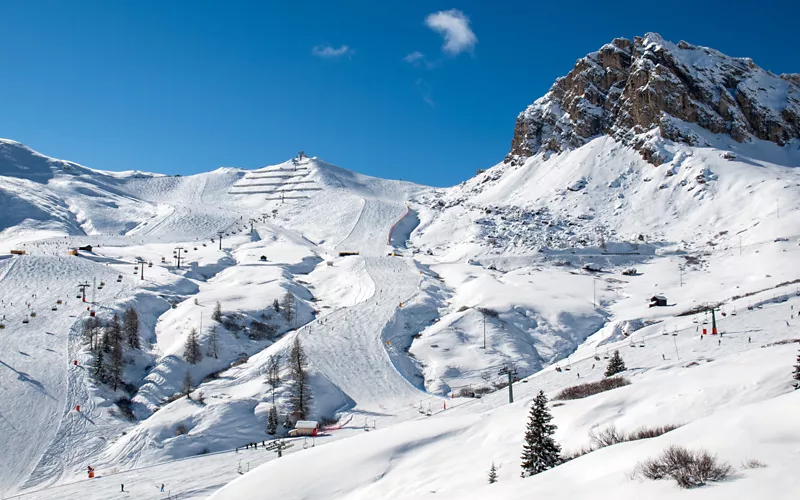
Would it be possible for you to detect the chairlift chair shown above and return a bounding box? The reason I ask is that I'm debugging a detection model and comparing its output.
[51,306,57,311]
[22,318,29,324]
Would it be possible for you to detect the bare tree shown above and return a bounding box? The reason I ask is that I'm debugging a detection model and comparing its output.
[289,337,312,421]
[206,326,219,359]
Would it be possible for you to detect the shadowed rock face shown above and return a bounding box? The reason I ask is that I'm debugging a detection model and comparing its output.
[509,33,800,164]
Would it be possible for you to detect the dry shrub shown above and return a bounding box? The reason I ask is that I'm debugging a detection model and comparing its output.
[554,377,630,401]
[175,423,188,436]
[635,446,732,488]
[566,424,681,462]
[741,458,766,469]
[589,424,624,447]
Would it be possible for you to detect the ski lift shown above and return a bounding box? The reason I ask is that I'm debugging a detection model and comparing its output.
[22,318,29,324]
[731,306,737,316]
[51,306,58,311]
[555,366,562,373]
[603,351,610,359]
[564,361,572,371]
[426,405,432,417]
[89,310,96,317]
[30,312,36,318]
[672,327,678,336]
[692,315,699,324]
[148,262,153,268]
[56,299,63,305]
[76,294,82,299]
[594,355,600,361]
[133,266,138,271]
[662,326,668,335]
[639,340,645,347]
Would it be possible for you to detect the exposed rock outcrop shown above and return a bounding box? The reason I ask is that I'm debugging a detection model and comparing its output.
[509,33,800,163]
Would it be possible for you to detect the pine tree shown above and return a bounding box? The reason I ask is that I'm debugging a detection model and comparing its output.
[289,337,312,421]
[206,326,219,359]
[521,390,561,477]
[107,327,125,392]
[793,350,800,390]
[212,301,222,322]
[281,292,295,324]
[267,405,278,435]
[273,298,280,313]
[82,316,101,350]
[488,462,498,484]
[605,350,626,377]
[182,370,193,398]
[184,328,202,364]
[122,306,140,349]
[267,354,282,404]
[92,348,107,382]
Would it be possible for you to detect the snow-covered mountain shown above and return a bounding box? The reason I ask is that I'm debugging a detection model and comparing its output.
[1,33,799,500]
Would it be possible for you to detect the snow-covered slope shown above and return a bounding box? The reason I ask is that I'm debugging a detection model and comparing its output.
[2,32,800,500]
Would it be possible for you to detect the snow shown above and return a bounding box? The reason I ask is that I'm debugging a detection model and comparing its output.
[1,125,800,500]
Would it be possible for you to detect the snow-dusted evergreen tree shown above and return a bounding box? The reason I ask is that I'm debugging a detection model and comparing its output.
[793,350,800,390]
[289,337,312,421]
[92,348,107,382]
[266,354,281,404]
[122,306,140,349]
[521,390,561,477]
[182,370,193,398]
[281,292,295,324]
[206,326,219,359]
[272,298,280,313]
[106,314,122,347]
[212,301,223,322]
[605,349,626,377]
[184,328,202,364]
[267,405,278,435]
[488,462,498,484]
[82,316,101,351]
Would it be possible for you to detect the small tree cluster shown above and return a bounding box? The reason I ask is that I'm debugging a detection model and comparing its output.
[289,337,312,421]
[122,306,140,349]
[605,350,626,377]
[635,446,732,489]
[793,350,800,390]
[521,390,561,477]
[184,328,203,364]
[250,320,277,340]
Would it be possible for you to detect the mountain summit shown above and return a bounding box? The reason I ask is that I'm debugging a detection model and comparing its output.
[509,33,800,164]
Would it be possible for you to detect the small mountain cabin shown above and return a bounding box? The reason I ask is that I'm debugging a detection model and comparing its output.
[649,295,667,307]
[288,420,319,437]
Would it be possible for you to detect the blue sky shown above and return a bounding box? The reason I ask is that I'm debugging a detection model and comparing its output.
[0,0,797,187]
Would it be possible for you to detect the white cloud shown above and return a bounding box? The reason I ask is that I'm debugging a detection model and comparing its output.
[404,51,426,64]
[415,78,435,107]
[424,9,477,56]
[311,44,354,59]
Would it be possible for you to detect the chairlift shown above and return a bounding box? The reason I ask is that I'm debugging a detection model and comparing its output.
[594,355,601,361]
[89,310,96,317]
[639,340,646,347]
[56,299,63,305]
[564,361,572,371]
[692,315,699,324]
[52,306,58,311]
[672,327,678,336]
[603,351,610,359]
[148,262,153,268]
[22,318,29,324]
[30,312,36,318]
[662,327,668,335]
[555,366,562,373]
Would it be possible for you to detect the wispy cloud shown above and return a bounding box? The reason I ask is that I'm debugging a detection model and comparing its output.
[311,44,354,59]
[415,78,435,107]
[403,51,439,70]
[404,51,425,64]
[424,9,477,56]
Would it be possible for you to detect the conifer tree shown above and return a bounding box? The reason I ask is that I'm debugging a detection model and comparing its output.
[793,350,800,390]
[107,328,125,391]
[488,462,498,484]
[206,326,219,359]
[281,292,295,324]
[106,314,122,348]
[266,354,282,402]
[267,405,278,435]
[212,301,223,322]
[273,298,280,313]
[521,390,561,477]
[122,306,140,349]
[289,337,312,421]
[184,328,202,364]
[182,370,193,398]
[605,349,627,377]
[92,348,107,382]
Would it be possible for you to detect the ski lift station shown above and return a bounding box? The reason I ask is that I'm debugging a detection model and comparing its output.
[288,420,319,437]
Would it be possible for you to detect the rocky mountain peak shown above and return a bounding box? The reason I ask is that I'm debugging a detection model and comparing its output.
[509,33,800,164]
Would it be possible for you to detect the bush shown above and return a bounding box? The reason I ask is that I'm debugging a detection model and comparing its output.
[564,424,681,462]
[250,320,277,340]
[175,423,189,436]
[115,398,136,422]
[628,424,681,441]
[554,377,630,401]
[163,393,184,405]
[589,424,624,447]
[741,458,766,469]
[231,355,249,367]
[457,305,469,312]
[635,446,732,489]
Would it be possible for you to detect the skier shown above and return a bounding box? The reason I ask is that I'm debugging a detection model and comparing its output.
[748,337,751,343]
[161,484,164,492]
[121,483,125,492]
[662,353,665,360]
[718,339,721,346]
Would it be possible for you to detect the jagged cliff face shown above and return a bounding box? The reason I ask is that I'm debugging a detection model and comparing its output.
[510,33,800,164]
